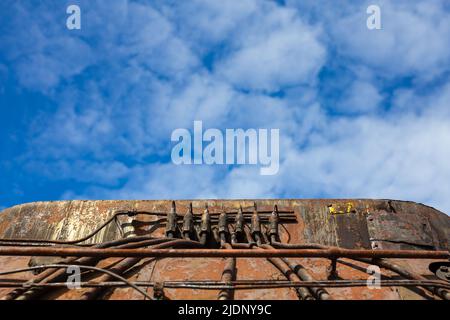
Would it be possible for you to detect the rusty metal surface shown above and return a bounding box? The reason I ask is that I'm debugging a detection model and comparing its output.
[0,199,448,300]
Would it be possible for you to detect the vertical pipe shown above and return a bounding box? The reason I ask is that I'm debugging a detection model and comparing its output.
[232,206,244,244]
[251,202,262,246]
[166,201,178,238]
[218,243,236,300]
[269,205,279,244]
[182,203,194,240]
[200,204,211,246]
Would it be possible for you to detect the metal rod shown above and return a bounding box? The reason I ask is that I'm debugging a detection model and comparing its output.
[218,243,235,300]
[1,279,448,291]
[0,246,447,259]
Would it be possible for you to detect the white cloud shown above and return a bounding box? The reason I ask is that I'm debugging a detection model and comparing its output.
[279,114,450,213]
[159,0,259,48]
[0,2,96,92]
[330,1,450,79]
[64,80,450,214]
[2,0,450,215]
[215,5,325,91]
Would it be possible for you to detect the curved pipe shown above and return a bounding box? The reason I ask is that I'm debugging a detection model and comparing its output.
[79,239,205,300]
[2,236,181,300]
[10,238,202,301]
[0,264,153,300]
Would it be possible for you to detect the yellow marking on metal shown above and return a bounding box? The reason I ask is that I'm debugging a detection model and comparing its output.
[329,203,355,215]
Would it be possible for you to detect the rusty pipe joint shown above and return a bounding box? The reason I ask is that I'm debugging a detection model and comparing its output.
[251,203,262,245]
[165,201,178,238]
[218,211,228,245]
[232,206,244,244]
[182,203,194,240]
[200,205,211,245]
[269,205,279,243]
[327,258,339,280]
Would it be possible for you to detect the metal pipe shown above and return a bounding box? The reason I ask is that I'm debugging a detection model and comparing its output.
[182,203,194,240]
[327,258,339,280]
[165,201,178,238]
[260,244,331,300]
[199,205,211,245]
[271,242,326,249]
[251,203,262,246]
[218,211,228,246]
[232,206,244,244]
[1,279,449,291]
[269,205,279,243]
[0,247,447,259]
[218,243,236,300]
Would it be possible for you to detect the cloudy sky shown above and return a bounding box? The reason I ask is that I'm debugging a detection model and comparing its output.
[1,0,450,214]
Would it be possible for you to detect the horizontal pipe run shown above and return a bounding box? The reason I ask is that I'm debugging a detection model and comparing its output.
[0,246,447,259]
[0,279,449,291]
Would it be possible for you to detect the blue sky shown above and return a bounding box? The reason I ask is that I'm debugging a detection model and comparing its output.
[1,0,450,213]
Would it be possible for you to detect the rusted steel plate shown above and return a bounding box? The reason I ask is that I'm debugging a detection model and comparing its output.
[0,199,448,300]
[367,209,435,250]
